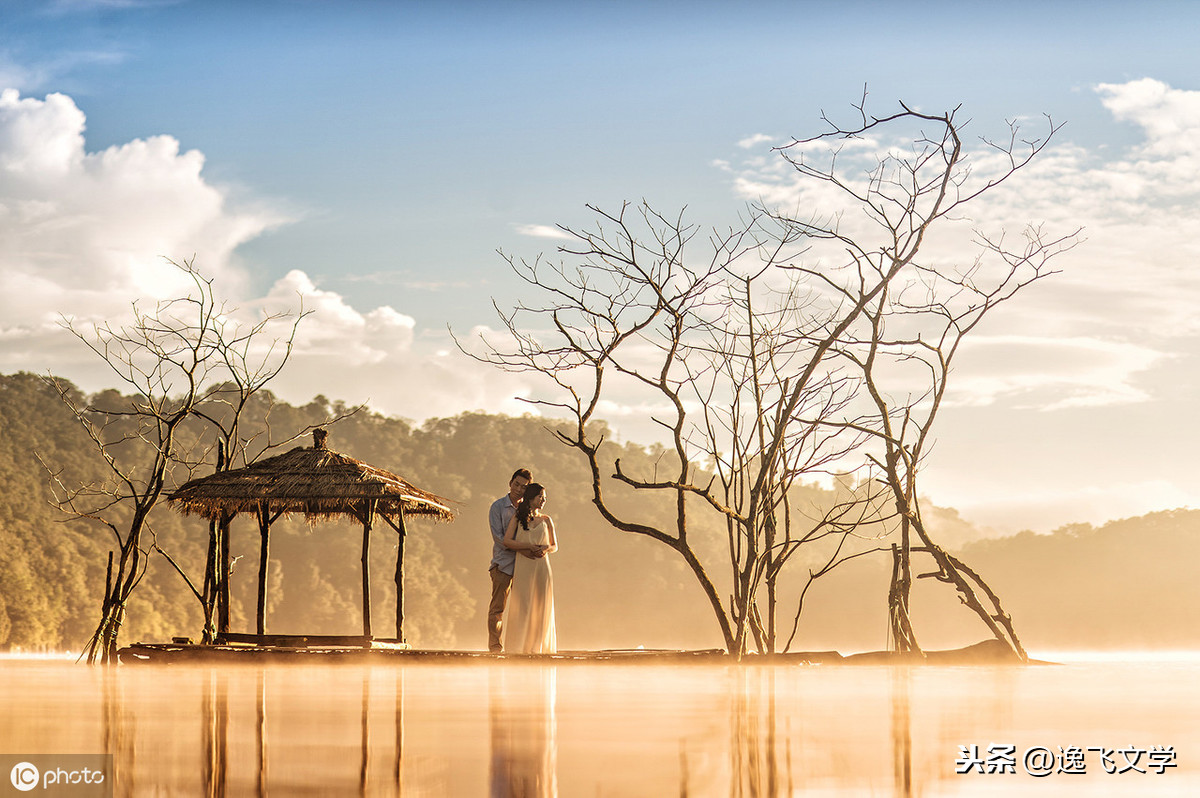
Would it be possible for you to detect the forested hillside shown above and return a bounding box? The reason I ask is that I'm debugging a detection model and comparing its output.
[780,509,1200,653]
[954,511,1200,649]
[1,371,1195,654]
[0,370,736,652]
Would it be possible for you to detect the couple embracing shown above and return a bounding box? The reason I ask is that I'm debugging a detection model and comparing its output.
[487,469,558,655]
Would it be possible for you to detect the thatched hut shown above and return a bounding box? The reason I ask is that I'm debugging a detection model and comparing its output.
[168,428,454,644]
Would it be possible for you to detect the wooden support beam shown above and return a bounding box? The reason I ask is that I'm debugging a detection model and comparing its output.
[361,499,375,638]
[256,502,271,636]
[203,518,216,641]
[393,508,407,643]
[218,513,231,634]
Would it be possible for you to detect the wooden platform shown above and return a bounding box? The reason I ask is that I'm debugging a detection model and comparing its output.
[116,638,1033,665]
[117,640,730,665]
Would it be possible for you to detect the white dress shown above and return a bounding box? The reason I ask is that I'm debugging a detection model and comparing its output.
[505,519,557,654]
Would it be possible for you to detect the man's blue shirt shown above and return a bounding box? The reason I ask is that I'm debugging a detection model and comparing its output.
[489,494,518,575]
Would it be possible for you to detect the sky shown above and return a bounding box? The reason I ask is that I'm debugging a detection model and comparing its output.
[1,0,1199,535]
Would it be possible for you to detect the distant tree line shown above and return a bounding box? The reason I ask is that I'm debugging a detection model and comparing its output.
[1,369,1196,654]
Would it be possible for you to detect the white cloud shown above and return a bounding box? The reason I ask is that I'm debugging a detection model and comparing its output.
[1096,78,1200,159]
[0,45,128,97]
[0,89,534,425]
[948,335,1166,410]
[736,133,775,149]
[0,89,292,388]
[0,89,280,323]
[45,0,176,13]
[719,81,1200,412]
[513,223,572,240]
[0,58,40,91]
[258,281,538,422]
[285,317,539,422]
[262,270,416,360]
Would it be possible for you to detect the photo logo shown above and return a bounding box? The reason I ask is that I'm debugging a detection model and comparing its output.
[3,755,110,796]
[10,762,39,792]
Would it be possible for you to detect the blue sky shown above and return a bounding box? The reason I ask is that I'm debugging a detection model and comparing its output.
[6,0,1187,321]
[2,0,1200,533]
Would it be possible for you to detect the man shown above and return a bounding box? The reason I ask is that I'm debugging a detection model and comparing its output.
[487,468,542,653]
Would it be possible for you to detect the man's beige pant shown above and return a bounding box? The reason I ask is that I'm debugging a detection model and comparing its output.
[488,565,513,653]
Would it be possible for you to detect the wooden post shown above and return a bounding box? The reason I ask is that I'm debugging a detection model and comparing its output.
[203,518,217,642]
[257,502,271,636]
[361,500,375,638]
[393,508,407,642]
[218,513,231,635]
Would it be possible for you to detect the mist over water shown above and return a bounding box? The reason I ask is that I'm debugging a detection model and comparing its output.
[1,653,1196,796]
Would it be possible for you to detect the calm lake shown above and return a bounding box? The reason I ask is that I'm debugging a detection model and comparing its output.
[1,652,1196,796]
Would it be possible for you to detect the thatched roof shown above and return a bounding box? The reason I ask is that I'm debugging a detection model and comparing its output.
[168,429,455,522]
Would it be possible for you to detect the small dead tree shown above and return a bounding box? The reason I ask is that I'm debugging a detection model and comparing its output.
[841,232,1074,660]
[45,259,302,663]
[769,97,1081,659]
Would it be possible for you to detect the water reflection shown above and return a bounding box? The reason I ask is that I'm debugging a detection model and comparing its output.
[489,666,558,798]
[392,670,405,791]
[726,667,791,797]
[102,668,138,798]
[698,666,915,797]
[891,667,911,798]
[359,671,368,794]
[194,668,408,796]
[4,656,1197,795]
[258,670,268,796]
[202,671,228,798]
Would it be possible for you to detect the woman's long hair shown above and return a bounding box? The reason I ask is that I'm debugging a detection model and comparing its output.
[515,482,545,531]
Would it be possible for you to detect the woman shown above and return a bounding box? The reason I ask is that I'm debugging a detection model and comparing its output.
[502,482,557,654]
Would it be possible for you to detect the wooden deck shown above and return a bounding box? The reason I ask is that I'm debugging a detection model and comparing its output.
[117,639,731,664]
[116,638,1032,665]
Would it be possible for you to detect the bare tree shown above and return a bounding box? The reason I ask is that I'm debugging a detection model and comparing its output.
[684,266,896,653]
[769,97,1081,659]
[462,204,896,655]
[166,300,308,644]
[44,259,303,663]
[835,231,1074,659]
